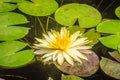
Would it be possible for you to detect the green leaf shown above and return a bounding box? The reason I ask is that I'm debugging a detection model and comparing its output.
[0,26,30,41]
[115,6,120,18]
[55,3,102,28]
[0,12,28,26]
[0,2,17,12]
[62,75,84,80]
[68,25,85,34]
[97,20,120,34]
[100,57,120,79]
[99,35,120,49]
[18,0,58,16]
[83,29,100,45]
[0,41,34,68]
[0,0,25,3]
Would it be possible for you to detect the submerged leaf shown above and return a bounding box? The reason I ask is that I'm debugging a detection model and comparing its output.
[18,0,58,16]
[54,50,99,77]
[100,57,120,79]
[0,2,17,12]
[0,41,34,68]
[83,29,100,45]
[55,3,101,28]
[0,12,28,26]
[0,26,30,41]
[62,75,84,80]
[109,51,120,63]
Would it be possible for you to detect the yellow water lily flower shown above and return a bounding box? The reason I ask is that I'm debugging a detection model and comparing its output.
[34,27,91,65]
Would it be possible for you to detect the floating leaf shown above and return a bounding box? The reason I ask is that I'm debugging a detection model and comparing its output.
[97,20,120,34]
[115,6,120,18]
[109,51,120,63]
[83,29,100,45]
[62,75,84,80]
[68,25,85,34]
[55,3,101,28]
[100,57,120,79]
[0,12,28,26]
[0,41,34,68]
[99,35,120,49]
[0,2,17,12]
[54,50,99,77]
[0,26,30,41]
[18,0,58,16]
[0,0,25,3]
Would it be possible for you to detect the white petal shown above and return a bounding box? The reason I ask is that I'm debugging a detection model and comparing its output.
[41,51,56,58]
[57,53,64,65]
[70,31,80,42]
[73,50,88,60]
[69,38,87,48]
[70,46,91,50]
[48,32,55,41]
[66,49,82,63]
[34,50,47,55]
[43,56,52,62]
[63,52,74,65]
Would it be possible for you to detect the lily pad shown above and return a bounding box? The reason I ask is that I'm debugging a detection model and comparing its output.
[0,26,30,41]
[100,57,120,79]
[0,12,28,26]
[68,25,85,34]
[0,0,25,3]
[54,50,99,77]
[0,2,17,12]
[55,3,102,28]
[99,35,120,49]
[97,20,120,34]
[83,29,100,45]
[109,51,120,63]
[0,41,34,68]
[115,6,120,18]
[18,0,58,16]
[62,75,84,80]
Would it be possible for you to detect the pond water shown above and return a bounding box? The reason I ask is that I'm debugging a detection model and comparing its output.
[0,0,120,80]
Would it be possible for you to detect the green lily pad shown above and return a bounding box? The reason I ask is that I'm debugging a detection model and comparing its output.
[0,12,28,26]
[0,41,34,68]
[109,51,120,63]
[97,20,120,34]
[0,26,30,41]
[100,57,120,79]
[62,75,84,80]
[18,0,58,16]
[55,3,102,28]
[68,25,85,34]
[54,50,99,77]
[0,2,17,12]
[99,35,120,49]
[83,29,100,45]
[115,6,120,18]
[0,0,25,3]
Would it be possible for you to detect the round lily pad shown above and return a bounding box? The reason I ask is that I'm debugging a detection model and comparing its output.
[0,26,30,41]
[0,0,25,3]
[0,41,34,68]
[115,6,120,18]
[54,50,99,77]
[100,57,120,79]
[97,20,120,35]
[0,2,17,12]
[0,12,28,26]
[18,0,58,16]
[55,3,102,28]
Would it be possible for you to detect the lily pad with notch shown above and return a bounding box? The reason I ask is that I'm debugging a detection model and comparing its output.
[18,0,58,16]
[55,3,102,28]
[0,41,34,68]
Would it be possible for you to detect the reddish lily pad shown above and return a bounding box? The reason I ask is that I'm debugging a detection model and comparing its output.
[100,57,120,79]
[54,50,99,77]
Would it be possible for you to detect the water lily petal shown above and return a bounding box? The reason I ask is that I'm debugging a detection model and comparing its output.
[63,52,74,65]
[57,53,64,65]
